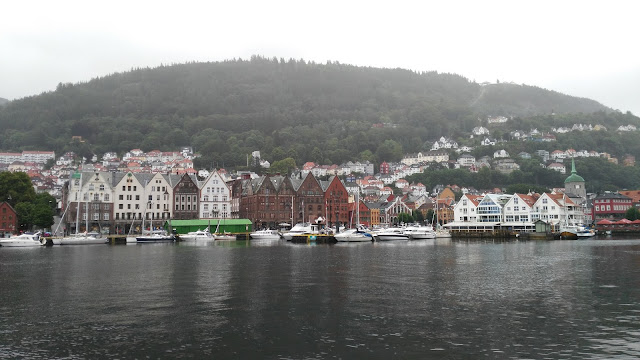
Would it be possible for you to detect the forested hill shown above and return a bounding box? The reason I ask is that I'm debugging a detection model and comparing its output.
[0,56,633,169]
[0,97,8,106]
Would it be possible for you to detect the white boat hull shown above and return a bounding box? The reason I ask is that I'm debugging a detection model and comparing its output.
[0,233,44,247]
[58,237,107,245]
[409,232,436,240]
[250,230,281,240]
[376,234,410,241]
[0,240,44,247]
[335,231,374,242]
[249,234,281,240]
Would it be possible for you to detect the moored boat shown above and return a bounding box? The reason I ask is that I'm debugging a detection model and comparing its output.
[57,232,108,245]
[404,225,436,240]
[136,230,175,242]
[180,228,215,241]
[249,229,281,240]
[375,227,409,241]
[0,232,45,247]
[334,225,374,242]
[281,223,312,241]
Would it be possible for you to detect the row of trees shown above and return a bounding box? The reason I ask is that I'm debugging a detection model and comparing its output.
[0,172,55,232]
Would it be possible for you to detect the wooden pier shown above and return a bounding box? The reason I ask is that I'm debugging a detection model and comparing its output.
[291,234,336,244]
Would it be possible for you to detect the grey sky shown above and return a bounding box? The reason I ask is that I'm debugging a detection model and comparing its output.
[2,0,638,115]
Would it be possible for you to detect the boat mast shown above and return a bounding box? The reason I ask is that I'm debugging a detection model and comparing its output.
[75,172,81,234]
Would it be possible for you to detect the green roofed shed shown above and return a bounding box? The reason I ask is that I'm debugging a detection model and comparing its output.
[163,219,252,234]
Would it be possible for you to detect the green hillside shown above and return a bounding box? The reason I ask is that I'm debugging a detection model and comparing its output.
[0,56,634,169]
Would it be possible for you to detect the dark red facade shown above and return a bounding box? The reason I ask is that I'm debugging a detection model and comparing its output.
[592,192,633,221]
[173,174,199,220]
[0,202,18,235]
[235,173,349,229]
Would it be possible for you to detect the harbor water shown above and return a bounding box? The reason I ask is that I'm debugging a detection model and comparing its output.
[1,238,640,359]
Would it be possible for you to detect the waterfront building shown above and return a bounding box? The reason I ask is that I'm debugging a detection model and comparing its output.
[453,194,482,222]
[503,193,537,224]
[592,192,633,221]
[321,176,350,229]
[476,194,511,223]
[198,170,231,219]
[172,174,199,220]
[0,202,18,236]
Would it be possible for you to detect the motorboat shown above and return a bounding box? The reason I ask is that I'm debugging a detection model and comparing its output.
[180,228,215,241]
[55,231,108,245]
[559,224,581,239]
[136,230,175,242]
[281,223,312,241]
[403,225,436,240]
[0,232,45,247]
[249,229,281,240]
[334,225,374,242]
[375,227,409,241]
[576,226,596,238]
[214,232,236,241]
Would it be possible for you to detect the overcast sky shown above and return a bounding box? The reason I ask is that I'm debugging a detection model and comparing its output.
[2,0,638,115]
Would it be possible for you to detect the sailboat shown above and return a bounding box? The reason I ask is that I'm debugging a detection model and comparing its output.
[334,191,374,242]
[213,219,235,240]
[56,173,107,245]
[433,196,451,238]
[136,203,174,242]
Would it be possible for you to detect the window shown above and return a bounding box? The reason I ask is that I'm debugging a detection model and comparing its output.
[119,195,123,200]
[93,194,99,201]
[105,194,110,201]
[119,204,123,209]
[136,195,140,200]
[99,184,105,191]
[93,213,99,221]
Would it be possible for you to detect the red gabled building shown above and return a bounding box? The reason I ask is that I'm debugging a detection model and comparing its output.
[0,202,18,236]
[322,176,349,228]
[293,173,326,224]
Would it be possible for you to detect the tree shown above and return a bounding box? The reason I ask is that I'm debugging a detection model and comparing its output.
[375,140,403,163]
[14,202,34,232]
[270,157,297,175]
[397,212,414,224]
[0,172,37,206]
[625,207,640,221]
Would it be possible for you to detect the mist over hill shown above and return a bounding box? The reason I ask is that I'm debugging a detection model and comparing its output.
[0,97,8,107]
[0,56,635,169]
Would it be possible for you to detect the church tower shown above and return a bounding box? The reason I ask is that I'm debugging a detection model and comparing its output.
[564,158,586,199]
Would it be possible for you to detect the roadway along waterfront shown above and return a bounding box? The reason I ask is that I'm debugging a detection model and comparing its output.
[1,238,639,358]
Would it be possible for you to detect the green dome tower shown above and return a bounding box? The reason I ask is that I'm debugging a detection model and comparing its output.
[564,158,586,199]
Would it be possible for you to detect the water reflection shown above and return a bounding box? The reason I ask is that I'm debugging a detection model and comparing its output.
[1,239,639,358]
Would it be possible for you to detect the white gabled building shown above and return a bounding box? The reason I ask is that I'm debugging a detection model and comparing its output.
[431,136,458,151]
[198,170,232,219]
[476,194,512,223]
[472,126,490,136]
[453,194,483,222]
[530,192,584,227]
[502,193,538,224]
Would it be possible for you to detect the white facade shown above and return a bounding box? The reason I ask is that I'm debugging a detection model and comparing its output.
[199,171,231,219]
[453,194,481,222]
[502,194,534,224]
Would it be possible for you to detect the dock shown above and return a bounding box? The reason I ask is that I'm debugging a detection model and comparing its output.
[291,234,336,244]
